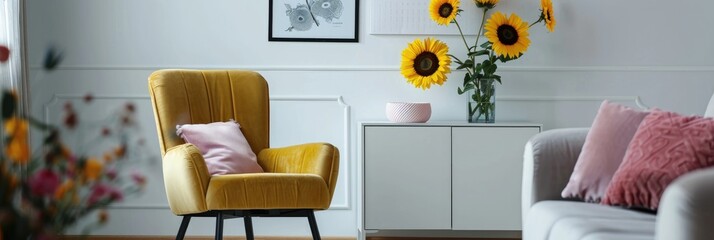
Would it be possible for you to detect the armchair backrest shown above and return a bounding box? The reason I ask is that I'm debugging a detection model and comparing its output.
[148,69,270,156]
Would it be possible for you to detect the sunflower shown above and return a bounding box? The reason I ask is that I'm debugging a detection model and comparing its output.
[484,12,531,59]
[474,0,499,9]
[540,0,556,32]
[429,0,460,26]
[401,38,451,90]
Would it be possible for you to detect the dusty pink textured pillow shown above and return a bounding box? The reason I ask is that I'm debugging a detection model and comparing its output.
[601,110,714,210]
[176,120,263,175]
[561,101,649,202]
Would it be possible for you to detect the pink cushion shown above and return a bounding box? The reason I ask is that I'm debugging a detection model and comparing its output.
[602,110,714,210]
[561,101,649,202]
[176,120,263,175]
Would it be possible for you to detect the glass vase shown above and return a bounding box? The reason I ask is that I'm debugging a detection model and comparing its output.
[467,83,496,123]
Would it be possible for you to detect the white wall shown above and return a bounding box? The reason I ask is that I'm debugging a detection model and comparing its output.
[25,0,714,237]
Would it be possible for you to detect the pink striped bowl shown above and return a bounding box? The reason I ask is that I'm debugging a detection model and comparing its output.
[386,102,431,123]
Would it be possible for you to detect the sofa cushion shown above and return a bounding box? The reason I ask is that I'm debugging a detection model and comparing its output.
[525,201,655,240]
[602,110,714,210]
[561,101,649,202]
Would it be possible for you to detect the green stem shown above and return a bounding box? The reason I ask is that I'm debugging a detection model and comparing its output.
[453,19,475,77]
[474,9,488,48]
[529,15,544,28]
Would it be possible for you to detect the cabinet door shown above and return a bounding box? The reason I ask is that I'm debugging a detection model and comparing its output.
[451,126,540,230]
[364,126,451,230]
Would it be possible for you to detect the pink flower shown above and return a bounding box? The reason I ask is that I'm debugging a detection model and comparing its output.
[29,169,61,197]
[105,167,118,180]
[131,171,146,187]
[87,184,123,206]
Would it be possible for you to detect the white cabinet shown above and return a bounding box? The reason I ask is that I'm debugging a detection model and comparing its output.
[364,126,452,230]
[362,122,541,233]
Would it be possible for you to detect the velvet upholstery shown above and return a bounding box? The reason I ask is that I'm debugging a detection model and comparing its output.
[148,69,340,216]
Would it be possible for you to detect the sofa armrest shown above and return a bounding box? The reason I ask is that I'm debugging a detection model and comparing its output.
[162,143,210,215]
[656,167,714,240]
[257,143,340,200]
[522,128,588,220]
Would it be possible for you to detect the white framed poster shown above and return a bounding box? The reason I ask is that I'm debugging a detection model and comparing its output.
[269,0,359,42]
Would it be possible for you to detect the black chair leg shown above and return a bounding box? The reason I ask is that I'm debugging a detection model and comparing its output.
[244,213,255,240]
[307,210,321,240]
[215,212,224,240]
[176,216,191,240]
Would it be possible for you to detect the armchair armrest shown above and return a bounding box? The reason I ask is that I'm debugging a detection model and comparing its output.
[162,143,210,215]
[656,167,714,240]
[522,128,588,220]
[257,143,340,199]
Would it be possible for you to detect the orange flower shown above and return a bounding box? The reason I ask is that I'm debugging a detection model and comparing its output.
[83,158,103,182]
[4,117,30,164]
[98,209,109,224]
[103,152,114,163]
[55,179,78,203]
[114,145,126,158]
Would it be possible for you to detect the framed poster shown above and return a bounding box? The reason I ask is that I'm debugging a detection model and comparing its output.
[269,0,359,42]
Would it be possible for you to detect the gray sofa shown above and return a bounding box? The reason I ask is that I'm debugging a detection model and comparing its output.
[521,95,714,240]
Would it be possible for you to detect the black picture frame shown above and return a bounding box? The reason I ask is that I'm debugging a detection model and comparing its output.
[269,0,359,42]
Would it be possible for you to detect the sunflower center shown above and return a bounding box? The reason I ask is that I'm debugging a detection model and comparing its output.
[497,25,519,45]
[438,4,454,18]
[414,52,440,77]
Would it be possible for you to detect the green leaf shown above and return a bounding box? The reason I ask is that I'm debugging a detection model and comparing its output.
[463,73,472,85]
[448,54,463,64]
[480,41,492,48]
[457,59,474,70]
[458,84,475,95]
[468,50,490,57]
[485,64,497,75]
[493,74,502,84]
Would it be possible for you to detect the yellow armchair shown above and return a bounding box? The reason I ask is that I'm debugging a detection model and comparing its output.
[148,69,339,240]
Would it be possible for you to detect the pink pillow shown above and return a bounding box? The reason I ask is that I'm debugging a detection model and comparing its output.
[601,110,714,210]
[561,101,649,202]
[176,120,263,175]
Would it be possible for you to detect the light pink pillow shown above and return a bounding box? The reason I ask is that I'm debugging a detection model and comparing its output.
[601,110,714,210]
[561,101,649,202]
[176,120,263,175]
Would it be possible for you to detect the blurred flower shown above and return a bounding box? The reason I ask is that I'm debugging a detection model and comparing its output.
[82,158,103,182]
[83,93,94,103]
[29,169,61,197]
[87,184,123,206]
[131,171,146,187]
[105,167,117,180]
[4,117,30,164]
[1,44,153,239]
[98,210,108,224]
[54,179,78,203]
[0,46,9,62]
